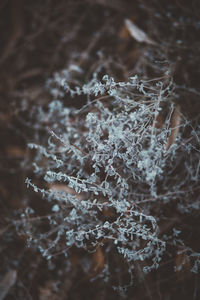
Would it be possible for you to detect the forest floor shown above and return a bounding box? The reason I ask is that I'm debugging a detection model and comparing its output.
[0,1,200,299]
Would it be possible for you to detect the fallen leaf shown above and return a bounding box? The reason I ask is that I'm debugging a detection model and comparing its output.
[165,105,181,150]
[125,19,156,45]
[50,184,83,200]
[152,111,164,130]
[89,246,105,277]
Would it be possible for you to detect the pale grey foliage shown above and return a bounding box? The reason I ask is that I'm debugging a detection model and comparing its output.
[23,67,200,277]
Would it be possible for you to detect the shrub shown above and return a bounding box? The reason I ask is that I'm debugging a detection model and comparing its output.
[20,68,200,286]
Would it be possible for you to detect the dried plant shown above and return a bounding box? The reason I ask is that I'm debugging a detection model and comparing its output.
[17,68,200,290]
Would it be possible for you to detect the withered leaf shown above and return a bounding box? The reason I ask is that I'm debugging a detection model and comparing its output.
[89,246,105,277]
[165,105,181,151]
[125,19,156,45]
